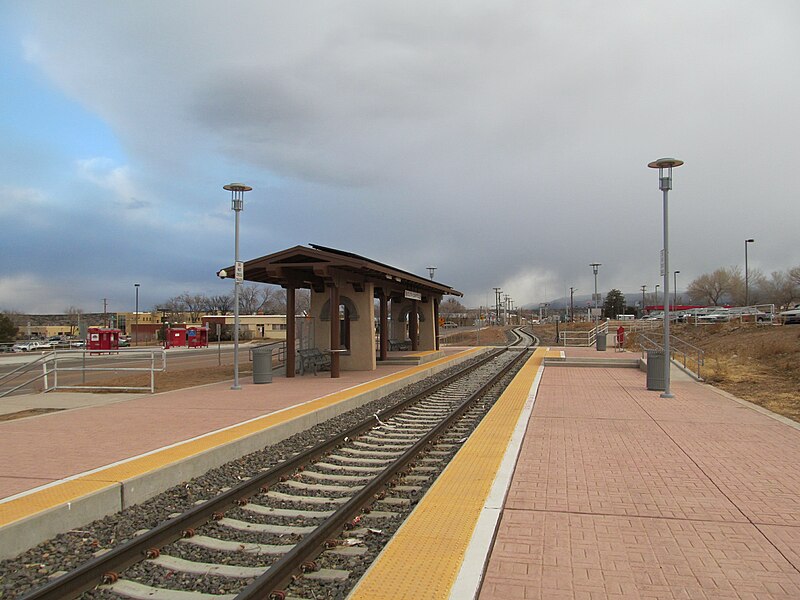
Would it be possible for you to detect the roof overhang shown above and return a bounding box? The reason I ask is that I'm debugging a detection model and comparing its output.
[219,244,463,299]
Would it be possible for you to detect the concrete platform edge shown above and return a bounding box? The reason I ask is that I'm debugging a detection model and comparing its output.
[448,354,546,600]
[0,350,479,560]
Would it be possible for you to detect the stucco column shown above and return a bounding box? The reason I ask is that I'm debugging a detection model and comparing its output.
[379,290,388,361]
[286,285,295,377]
[410,299,419,351]
[418,298,437,351]
[330,284,340,378]
[434,298,440,350]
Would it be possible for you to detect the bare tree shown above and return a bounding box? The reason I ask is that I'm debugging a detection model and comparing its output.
[159,296,187,323]
[789,265,800,288]
[687,268,737,306]
[64,306,84,337]
[440,298,466,322]
[238,284,265,314]
[760,270,798,309]
[207,294,234,314]
[179,292,208,323]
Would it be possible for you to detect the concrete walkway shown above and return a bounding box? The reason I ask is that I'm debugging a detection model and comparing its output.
[479,350,800,599]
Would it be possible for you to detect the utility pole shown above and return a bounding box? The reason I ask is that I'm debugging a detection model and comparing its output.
[641,285,647,318]
[103,298,108,327]
[493,288,501,325]
[570,287,576,322]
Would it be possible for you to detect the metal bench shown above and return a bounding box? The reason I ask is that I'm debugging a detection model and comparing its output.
[389,339,411,351]
[297,348,332,375]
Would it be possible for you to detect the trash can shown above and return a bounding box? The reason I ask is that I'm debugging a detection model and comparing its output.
[252,347,273,384]
[646,350,665,390]
[596,332,607,351]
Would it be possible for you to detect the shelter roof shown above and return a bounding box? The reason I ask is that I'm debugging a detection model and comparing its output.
[220,244,463,298]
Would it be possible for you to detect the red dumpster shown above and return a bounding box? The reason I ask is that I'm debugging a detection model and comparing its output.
[187,326,209,348]
[87,328,120,354]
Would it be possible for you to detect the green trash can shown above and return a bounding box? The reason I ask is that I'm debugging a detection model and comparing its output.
[253,347,273,384]
[646,350,665,390]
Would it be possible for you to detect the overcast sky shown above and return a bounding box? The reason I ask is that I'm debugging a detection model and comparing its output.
[1,1,799,314]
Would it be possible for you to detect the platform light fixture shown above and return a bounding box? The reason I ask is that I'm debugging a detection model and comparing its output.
[673,271,680,306]
[648,157,683,398]
[589,263,601,324]
[224,182,252,391]
[427,266,436,280]
[745,239,754,306]
[134,283,140,347]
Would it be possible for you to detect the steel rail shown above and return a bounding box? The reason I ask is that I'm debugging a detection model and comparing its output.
[236,347,531,599]
[20,347,509,600]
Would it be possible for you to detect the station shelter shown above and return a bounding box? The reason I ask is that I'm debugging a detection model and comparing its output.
[219,244,462,378]
[164,327,187,349]
[187,326,209,348]
[86,327,121,353]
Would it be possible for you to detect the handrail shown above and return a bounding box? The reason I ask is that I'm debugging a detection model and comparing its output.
[1,349,167,398]
[559,321,608,346]
[248,340,287,369]
[635,331,704,380]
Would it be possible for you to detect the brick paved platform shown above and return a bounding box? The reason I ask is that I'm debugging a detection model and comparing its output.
[479,362,800,599]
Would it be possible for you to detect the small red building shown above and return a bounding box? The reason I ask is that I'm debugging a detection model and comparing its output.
[87,328,121,353]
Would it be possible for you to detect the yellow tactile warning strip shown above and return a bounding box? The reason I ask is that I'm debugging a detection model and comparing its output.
[0,348,482,528]
[349,348,545,600]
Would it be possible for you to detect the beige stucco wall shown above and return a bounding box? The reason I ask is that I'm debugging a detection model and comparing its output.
[418,299,436,350]
[341,282,376,371]
[309,281,376,371]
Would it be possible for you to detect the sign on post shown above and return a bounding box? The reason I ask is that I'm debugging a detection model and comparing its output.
[235,261,244,282]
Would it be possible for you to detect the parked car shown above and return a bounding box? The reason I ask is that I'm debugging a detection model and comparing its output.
[12,341,43,352]
[697,308,731,323]
[779,308,800,324]
[442,322,458,328]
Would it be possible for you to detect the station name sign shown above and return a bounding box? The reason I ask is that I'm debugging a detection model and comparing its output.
[404,290,422,301]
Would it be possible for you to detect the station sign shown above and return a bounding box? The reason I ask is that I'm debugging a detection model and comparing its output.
[404,290,422,301]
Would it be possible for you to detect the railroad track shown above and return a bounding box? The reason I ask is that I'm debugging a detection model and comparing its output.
[21,338,534,600]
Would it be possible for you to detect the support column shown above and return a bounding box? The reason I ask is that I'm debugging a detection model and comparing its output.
[379,290,388,361]
[410,299,419,351]
[434,298,440,351]
[286,286,295,378]
[330,284,340,378]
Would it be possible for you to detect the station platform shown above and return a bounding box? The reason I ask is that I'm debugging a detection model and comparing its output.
[4,344,800,599]
[351,346,800,599]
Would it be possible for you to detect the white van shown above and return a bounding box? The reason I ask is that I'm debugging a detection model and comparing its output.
[616,314,635,321]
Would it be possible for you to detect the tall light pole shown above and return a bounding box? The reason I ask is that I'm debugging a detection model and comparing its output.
[744,239,754,306]
[673,270,680,307]
[569,287,576,322]
[224,182,252,391]
[590,263,601,323]
[427,266,436,280]
[655,284,660,309]
[648,157,683,399]
[134,283,140,346]
[493,288,501,325]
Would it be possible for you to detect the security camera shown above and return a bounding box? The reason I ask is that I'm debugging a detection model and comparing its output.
[217,269,228,279]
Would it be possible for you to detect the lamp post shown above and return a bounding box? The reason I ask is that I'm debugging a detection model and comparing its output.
[590,263,601,324]
[224,182,252,391]
[655,284,660,309]
[569,287,576,322]
[744,239,754,306]
[134,283,140,346]
[648,157,683,399]
[673,271,680,307]
[493,287,501,325]
[427,266,436,280]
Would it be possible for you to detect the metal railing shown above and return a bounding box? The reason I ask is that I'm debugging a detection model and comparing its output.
[634,331,705,380]
[247,340,287,368]
[0,349,167,398]
[559,321,608,346]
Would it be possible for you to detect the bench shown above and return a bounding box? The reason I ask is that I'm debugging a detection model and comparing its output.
[297,348,332,375]
[389,339,411,351]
